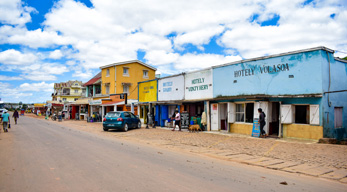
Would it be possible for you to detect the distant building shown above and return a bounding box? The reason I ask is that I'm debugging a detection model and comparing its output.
[52,80,86,102]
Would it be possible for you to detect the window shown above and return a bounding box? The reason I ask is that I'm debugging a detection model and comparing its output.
[236,103,254,123]
[236,104,244,122]
[74,89,78,93]
[106,69,110,77]
[245,103,254,123]
[105,83,110,94]
[106,112,121,118]
[124,112,131,118]
[62,98,67,101]
[123,67,129,76]
[130,113,136,118]
[75,83,78,86]
[123,85,129,95]
[74,98,78,101]
[335,107,343,128]
[295,105,309,124]
[143,70,148,78]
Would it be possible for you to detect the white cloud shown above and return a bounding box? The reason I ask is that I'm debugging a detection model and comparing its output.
[7,29,74,48]
[19,63,69,81]
[0,75,23,80]
[0,0,36,25]
[19,82,54,92]
[174,53,242,71]
[174,26,225,49]
[1,0,347,104]
[0,82,33,103]
[144,50,179,66]
[0,49,38,65]
[49,50,63,59]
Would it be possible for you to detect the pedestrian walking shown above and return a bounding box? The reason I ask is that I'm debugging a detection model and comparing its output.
[13,109,19,124]
[172,110,181,131]
[258,108,267,137]
[2,111,10,132]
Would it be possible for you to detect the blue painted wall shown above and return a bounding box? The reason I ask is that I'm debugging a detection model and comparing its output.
[321,57,347,140]
[213,50,324,97]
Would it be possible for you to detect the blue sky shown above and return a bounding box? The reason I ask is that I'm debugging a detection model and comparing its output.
[0,0,346,103]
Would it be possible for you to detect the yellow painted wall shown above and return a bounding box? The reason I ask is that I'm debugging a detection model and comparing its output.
[101,62,156,99]
[229,123,253,135]
[115,63,155,100]
[283,124,323,140]
[101,66,116,95]
[139,80,157,102]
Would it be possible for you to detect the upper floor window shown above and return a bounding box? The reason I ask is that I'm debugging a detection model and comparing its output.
[74,89,78,93]
[62,98,67,101]
[75,83,78,86]
[123,67,129,76]
[143,70,148,78]
[74,98,78,101]
[106,69,110,77]
[334,107,343,128]
[123,85,129,95]
[105,83,110,94]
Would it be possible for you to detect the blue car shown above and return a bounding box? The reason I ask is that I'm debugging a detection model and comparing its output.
[103,111,141,132]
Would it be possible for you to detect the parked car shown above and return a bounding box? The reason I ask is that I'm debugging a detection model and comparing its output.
[103,111,141,132]
[0,108,8,118]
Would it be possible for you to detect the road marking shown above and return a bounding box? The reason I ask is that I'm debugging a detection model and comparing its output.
[257,142,280,162]
[207,136,231,148]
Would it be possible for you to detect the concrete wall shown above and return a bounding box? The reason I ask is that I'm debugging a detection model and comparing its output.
[158,75,184,101]
[213,49,324,97]
[321,56,347,140]
[283,124,323,140]
[185,69,213,100]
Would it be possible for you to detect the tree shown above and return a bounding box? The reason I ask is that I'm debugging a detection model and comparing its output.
[343,56,347,60]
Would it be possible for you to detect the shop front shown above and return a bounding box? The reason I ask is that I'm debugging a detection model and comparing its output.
[138,79,157,125]
[212,46,346,140]
[184,68,213,130]
[89,99,102,122]
[156,74,184,127]
[101,93,130,119]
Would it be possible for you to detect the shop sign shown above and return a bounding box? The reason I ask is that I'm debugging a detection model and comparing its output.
[139,80,157,102]
[89,100,102,105]
[185,69,213,100]
[181,112,189,129]
[234,63,290,78]
[158,75,184,101]
[251,118,261,137]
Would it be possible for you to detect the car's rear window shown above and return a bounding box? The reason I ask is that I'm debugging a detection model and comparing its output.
[106,112,121,118]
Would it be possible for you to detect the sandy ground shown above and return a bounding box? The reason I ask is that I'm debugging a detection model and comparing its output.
[24,113,347,182]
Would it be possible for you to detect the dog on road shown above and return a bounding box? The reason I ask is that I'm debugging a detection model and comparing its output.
[188,124,202,132]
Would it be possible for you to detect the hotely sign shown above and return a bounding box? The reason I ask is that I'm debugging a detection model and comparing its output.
[234,63,290,78]
[187,78,208,92]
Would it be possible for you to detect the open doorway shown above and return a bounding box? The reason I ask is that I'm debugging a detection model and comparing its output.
[219,103,228,131]
[269,102,280,136]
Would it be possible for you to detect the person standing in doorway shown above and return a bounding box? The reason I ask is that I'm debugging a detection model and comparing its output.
[172,110,181,131]
[258,108,267,137]
[13,109,19,124]
[2,111,10,132]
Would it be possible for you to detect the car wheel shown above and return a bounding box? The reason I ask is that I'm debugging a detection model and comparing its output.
[137,121,141,128]
[123,123,128,132]
[103,127,108,131]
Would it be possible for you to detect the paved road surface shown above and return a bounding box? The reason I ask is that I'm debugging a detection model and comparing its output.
[0,115,346,192]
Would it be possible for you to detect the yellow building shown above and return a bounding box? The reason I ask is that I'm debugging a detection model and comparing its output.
[100,60,156,100]
[52,80,86,102]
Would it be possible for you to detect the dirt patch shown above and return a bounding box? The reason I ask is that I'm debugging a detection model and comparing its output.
[32,115,347,170]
